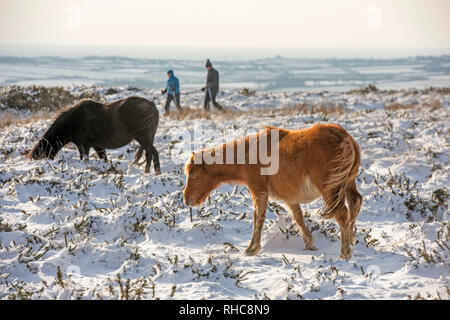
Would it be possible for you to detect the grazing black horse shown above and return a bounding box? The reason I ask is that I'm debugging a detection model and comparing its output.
[27,96,160,174]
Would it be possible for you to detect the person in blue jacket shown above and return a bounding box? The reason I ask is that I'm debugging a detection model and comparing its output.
[161,70,181,114]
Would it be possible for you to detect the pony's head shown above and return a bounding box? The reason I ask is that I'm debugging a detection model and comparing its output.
[183,152,217,206]
[27,111,70,160]
[27,137,62,160]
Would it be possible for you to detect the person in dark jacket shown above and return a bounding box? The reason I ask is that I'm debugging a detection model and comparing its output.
[161,70,181,115]
[201,59,223,111]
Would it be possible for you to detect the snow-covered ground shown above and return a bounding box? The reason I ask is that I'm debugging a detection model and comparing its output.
[0,87,449,300]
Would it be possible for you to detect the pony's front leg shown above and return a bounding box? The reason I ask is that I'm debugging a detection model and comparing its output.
[94,147,108,161]
[287,203,315,250]
[245,191,268,256]
[77,145,90,160]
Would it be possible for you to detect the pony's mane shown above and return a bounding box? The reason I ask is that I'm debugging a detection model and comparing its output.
[27,100,101,159]
[44,99,101,139]
[42,107,73,140]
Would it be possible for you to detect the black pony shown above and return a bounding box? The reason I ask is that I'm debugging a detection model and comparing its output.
[27,96,160,174]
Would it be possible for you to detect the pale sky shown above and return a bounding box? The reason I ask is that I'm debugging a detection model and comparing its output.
[0,0,449,48]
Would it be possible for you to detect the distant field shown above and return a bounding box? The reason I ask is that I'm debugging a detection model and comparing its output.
[1,55,449,91]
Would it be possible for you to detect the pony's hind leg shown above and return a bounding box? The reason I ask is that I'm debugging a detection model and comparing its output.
[135,138,160,174]
[141,147,152,173]
[287,203,315,250]
[334,205,352,260]
[149,145,161,174]
[345,180,362,245]
[323,187,352,260]
[132,147,145,166]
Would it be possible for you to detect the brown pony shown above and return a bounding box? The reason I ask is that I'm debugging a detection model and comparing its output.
[184,123,362,260]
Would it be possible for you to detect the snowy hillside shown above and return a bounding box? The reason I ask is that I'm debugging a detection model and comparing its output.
[1,54,449,91]
[0,86,449,299]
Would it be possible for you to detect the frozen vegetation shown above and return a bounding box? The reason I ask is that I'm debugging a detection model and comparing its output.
[0,85,448,299]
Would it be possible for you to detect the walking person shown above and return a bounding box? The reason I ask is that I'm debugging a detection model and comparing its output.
[161,70,181,115]
[201,59,224,111]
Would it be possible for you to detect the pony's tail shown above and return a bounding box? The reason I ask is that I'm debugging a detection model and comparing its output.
[321,135,359,219]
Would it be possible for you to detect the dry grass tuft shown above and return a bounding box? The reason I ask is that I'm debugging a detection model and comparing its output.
[385,102,418,111]
[311,103,346,115]
[279,102,309,115]
[0,112,13,128]
[163,106,240,121]
[0,110,54,128]
[423,98,442,111]
[163,101,347,122]
[280,102,345,116]
[385,98,442,111]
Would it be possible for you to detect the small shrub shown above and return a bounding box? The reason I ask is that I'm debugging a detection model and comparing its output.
[348,84,379,94]
[105,88,119,95]
[0,86,102,112]
[239,88,256,97]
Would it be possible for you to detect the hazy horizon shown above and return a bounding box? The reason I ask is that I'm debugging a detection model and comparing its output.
[1,44,449,60]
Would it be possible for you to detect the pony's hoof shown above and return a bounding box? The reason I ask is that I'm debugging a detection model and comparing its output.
[155,169,162,175]
[244,245,261,256]
[304,237,316,250]
[339,248,352,260]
